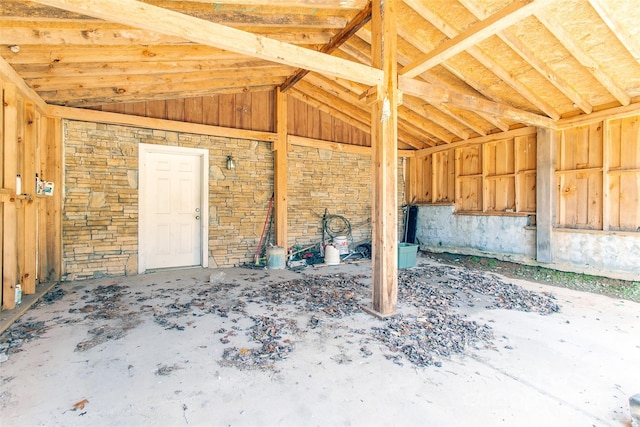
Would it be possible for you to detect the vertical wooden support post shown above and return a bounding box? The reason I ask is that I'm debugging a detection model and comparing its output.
[602,119,611,231]
[2,83,18,309]
[370,0,398,316]
[46,117,63,281]
[274,88,288,250]
[536,127,556,264]
[22,102,37,294]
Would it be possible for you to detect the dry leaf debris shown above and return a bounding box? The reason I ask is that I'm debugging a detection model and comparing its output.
[0,264,560,371]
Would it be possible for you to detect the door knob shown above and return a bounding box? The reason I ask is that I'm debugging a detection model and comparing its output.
[195,215,200,220]
[195,208,200,212]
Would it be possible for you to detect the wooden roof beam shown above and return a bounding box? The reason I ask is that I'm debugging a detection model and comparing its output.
[27,67,294,91]
[402,0,561,120]
[391,21,516,131]
[0,18,335,46]
[356,28,498,134]
[30,0,383,87]
[0,56,48,111]
[401,0,555,78]
[41,77,284,106]
[402,96,471,140]
[280,1,372,92]
[458,0,593,114]
[398,76,556,129]
[535,11,631,106]
[158,0,369,10]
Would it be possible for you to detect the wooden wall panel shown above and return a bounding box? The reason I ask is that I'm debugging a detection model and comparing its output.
[92,91,278,132]
[516,134,536,212]
[1,76,62,310]
[456,146,483,212]
[202,96,219,126]
[557,123,604,229]
[433,151,454,202]
[287,95,370,146]
[90,90,386,137]
[607,116,640,231]
[406,130,538,215]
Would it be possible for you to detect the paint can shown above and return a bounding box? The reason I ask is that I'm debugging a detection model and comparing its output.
[15,284,22,305]
[333,236,349,255]
[266,246,285,269]
[324,245,340,265]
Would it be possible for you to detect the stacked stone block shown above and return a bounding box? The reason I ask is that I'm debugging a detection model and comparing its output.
[63,120,406,280]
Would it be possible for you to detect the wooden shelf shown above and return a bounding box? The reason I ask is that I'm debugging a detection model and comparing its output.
[456,173,483,179]
[554,167,603,175]
[607,168,640,175]
[485,173,515,180]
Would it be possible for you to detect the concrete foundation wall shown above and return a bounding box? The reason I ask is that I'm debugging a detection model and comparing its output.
[415,205,640,279]
[62,120,404,280]
[552,230,640,277]
[415,205,536,261]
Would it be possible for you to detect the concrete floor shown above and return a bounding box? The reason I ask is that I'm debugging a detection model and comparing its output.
[0,256,638,426]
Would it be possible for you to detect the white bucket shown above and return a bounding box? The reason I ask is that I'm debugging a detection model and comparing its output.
[324,245,340,265]
[266,246,285,269]
[333,236,349,255]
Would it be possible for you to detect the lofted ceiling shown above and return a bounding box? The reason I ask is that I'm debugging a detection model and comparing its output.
[1,0,640,150]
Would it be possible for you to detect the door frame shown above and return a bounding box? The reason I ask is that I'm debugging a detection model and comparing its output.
[138,143,209,273]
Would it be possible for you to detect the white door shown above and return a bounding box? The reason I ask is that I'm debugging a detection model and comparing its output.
[140,145,207,270]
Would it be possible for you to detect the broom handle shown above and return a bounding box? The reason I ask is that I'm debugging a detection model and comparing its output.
[254,193,274,264]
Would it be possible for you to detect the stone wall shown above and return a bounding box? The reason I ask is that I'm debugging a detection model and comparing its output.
[63,120,406,280]
[63,121,273,280]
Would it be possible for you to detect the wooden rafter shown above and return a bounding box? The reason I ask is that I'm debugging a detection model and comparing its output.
[400,0,555,78]
[29,0,383,87]
[0,18,335,46]
[399,76,556,129]
[458,0,593,114]
[159,0,369,9]
[280,1,372,92]
[402,0,561,120]
[357,27,502,135]
[535,11,631,106]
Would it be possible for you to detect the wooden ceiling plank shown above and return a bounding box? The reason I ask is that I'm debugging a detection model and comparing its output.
[402,0,561,120]
[587,0,640,64]
[458,0,593,114]
[26,66,294,91]
[5,45,240,65]
[295,80,371,123]
[398,76,556,129]
[288,88,371,133]
[280,1,372,92]
[436,104,489,136]
[398,106,454,144]
[304,73,367,108]
[41,76,285,105]
[402,95,471,140]
[536,11,631,106]
[158,0,368,9]
[44,85,279,107]
[30,0,383,87]
[400,0,555,78]
[0,19,335,45]
[14,59,282,78]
